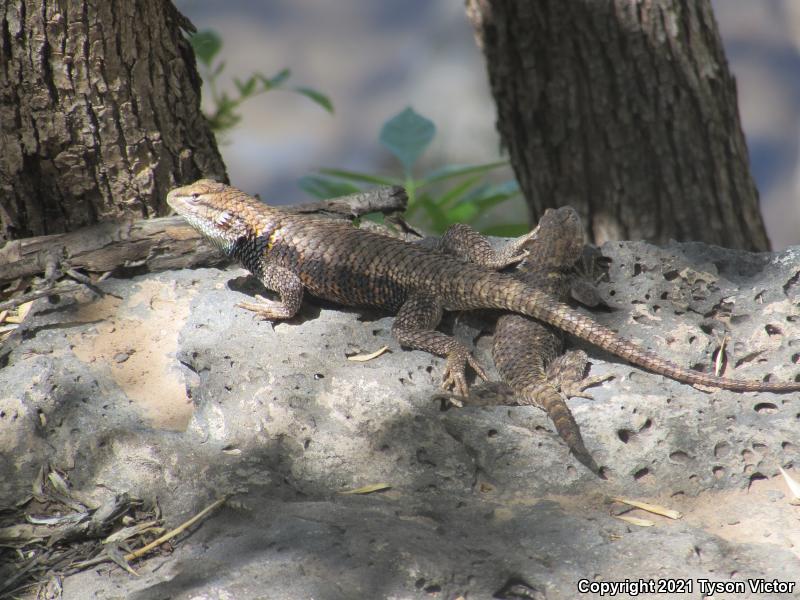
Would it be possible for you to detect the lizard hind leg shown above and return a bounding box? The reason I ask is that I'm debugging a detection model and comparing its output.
[547,350,614,399]
[392,294,488,397]
[494,334,607,476]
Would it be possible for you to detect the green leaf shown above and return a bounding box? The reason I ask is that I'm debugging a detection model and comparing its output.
[419,161,509,187]
[471,180,521,209]
[317,168,397,186]
[379,107,435,173]
[361,212,385,225]
[481,223,530,237]
[432,175,482,210]
[446,202,480,223]
[190,30,222,66]
[261,69,291,89]
[239,76,257,97]
[416,193,449,231]
[212,60,226,77]
[294,87,334,114]
[207,95,241,132]
[297,176,361,199]
[208,107,241,132]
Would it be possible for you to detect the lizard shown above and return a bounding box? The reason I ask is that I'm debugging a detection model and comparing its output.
[489,207,611,474]
[433,207,610,473]
[166,179,800,397]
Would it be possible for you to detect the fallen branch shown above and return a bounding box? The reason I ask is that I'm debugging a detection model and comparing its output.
[290,185,407,217]
[0,186,408,286]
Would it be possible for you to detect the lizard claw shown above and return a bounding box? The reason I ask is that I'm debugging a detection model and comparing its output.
[441,352,489,397]
[467,355,489,382]
[432,391,464,409]
[237,295,293,320]
[441,367,469,398]
[561,374,614,399]
[502,249,529,266]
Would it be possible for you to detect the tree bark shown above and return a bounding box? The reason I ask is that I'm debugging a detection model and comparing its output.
[0,0,227,242]
[466,0,770,251]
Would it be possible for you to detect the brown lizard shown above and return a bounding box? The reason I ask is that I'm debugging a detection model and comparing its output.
[434,207,610,473]
[166,179,800,396]
[490,207,611,474]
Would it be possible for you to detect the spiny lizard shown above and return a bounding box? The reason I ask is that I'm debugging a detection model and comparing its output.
[437,207,610,474]
[491,207,611,474]
[166,180,800,396]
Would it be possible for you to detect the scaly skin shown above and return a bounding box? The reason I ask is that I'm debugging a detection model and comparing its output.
[491,207,611,475]
[167,180,800,395]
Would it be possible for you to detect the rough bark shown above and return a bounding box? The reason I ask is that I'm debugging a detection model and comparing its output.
[466,0,770,251]
[0,216,222,286]
[0,0,227,242]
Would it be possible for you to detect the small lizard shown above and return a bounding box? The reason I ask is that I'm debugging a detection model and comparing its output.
[166,180,800,396]
[491,207,611,474]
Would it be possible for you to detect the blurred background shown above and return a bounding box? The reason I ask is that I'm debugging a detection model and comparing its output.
[175,0,800,248]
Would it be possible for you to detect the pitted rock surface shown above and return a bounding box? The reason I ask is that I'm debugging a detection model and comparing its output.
[1,241,798,599]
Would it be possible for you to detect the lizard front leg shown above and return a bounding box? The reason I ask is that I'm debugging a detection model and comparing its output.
[437,223,538,270]
[237,263,304,320]
[392,294,488,397]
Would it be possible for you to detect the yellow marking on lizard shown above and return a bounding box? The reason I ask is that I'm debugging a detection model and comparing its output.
[266,227,281,250]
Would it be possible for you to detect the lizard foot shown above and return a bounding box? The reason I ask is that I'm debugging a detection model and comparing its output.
[546,350,614,399]
[237,295,294,320]
[488,225,540,269]
[433,392,464,409]
[442,365,470,398]
[494,248,529,268]
[441,352,489,398]
[561,373,615,399]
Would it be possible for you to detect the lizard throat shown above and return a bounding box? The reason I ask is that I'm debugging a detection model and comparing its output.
[184,213,238,256]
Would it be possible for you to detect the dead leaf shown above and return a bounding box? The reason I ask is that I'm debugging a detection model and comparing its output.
[615,515,655,527]
[10,300,34,323]
[779,467,800,503]
[47,471,71,497]
[714,336,728,377]
[338,483,391,495]
[612,497,682,519]
[347,346,390,362]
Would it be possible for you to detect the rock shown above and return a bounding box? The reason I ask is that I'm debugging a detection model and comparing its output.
[1,241,799,599]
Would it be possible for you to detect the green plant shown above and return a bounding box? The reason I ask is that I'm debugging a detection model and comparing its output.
[298,107,524,235]
[190,30,333,134]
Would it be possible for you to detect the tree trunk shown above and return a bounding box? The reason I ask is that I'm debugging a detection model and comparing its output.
[466,0,770,251]
[0,0,227,242]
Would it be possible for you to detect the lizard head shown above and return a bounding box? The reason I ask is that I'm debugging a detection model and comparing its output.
[534,206,585,267]
[167,179,265,255]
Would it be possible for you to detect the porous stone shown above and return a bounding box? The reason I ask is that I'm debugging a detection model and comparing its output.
[1,241,798,599]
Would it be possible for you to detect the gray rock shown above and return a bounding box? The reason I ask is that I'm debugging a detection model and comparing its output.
[1,240,799,599]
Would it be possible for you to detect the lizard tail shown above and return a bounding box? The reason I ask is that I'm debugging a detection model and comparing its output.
[524,383,602,476]
[505,285,800,392]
